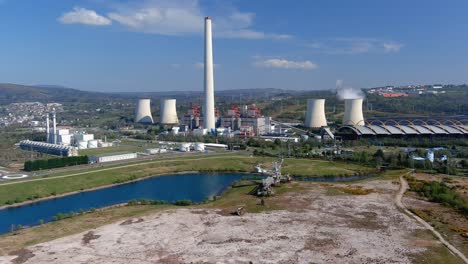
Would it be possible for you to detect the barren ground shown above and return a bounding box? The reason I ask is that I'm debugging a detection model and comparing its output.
[1,179,462,264]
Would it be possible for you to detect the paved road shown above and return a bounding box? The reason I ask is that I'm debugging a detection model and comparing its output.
[396,175,468,263]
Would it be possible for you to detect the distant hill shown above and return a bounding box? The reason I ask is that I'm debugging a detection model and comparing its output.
[0,83,125,104]
[0,83,310,105]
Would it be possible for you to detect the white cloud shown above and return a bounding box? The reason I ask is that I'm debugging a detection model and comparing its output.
[383,42,403,53]
[303,38,403,54]
[254,59,318,70]
[105,0,289,39]
[58,7,112,26]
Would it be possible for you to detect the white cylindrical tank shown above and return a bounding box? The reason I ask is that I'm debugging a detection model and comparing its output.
[135,99,154,124]
[195,143,205,152]
[87,140,98,149]
[160,99,179,124]
[203,17,216,132]
[78,141,88,149]
[171,126,180,135]
[427,151,434,163]
[343,99,365,126]
[304,99,327,128]
[179,143,191,152]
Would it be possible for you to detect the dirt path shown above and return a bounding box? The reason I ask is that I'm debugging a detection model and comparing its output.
[396,175,468,263]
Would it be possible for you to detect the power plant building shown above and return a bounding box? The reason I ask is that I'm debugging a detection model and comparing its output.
[135,99,154,124]
[304,99,327,128]
[160,99,179,125]
[20,140,78,157]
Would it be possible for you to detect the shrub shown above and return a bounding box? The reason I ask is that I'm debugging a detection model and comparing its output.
[174,200,192,206]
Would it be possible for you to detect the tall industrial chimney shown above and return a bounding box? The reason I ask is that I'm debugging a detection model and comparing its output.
[203,16,216,132]
[135,99,154,124]
[52,112,57,144]
[343,99,365,126]
[46,114,50,143]
[160,99,179,125]
[304,99,327,128]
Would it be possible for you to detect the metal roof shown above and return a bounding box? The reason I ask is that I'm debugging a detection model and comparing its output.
[409,125,433,134]
[396,125,419,134]
[384,125,405,134]
[368,125,391,135]
[423,125,448,134]
[354,126,376,135]
[437,125,463,134]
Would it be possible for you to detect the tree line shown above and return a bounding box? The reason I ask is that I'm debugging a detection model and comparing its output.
[24,156,88,171]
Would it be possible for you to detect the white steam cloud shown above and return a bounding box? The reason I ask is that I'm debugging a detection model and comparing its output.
[335,79,364,100]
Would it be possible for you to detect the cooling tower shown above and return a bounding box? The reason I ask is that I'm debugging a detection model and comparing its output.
[203,16,216,132]
[304,99,327,128]
[160,99,179,125]
[135,99,154,124]
[343,99,365,126]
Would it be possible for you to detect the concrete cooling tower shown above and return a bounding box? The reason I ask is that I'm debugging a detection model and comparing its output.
[160,99,179,125]
[343,98,365,126]
[304,99,327,128]
[135,99,154,124]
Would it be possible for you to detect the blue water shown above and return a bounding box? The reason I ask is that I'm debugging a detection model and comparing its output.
[0,173,248,234]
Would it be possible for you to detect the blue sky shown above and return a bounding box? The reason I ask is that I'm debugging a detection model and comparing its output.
[0,0,467,92]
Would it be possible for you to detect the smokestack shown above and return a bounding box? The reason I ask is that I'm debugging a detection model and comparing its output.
[135,99,154,124]
[160,99,179,125]
[343,99,365,126]
[52,112,57,144]
[203,16,216,132]
[304,99,327,128]
[46,114,50,143]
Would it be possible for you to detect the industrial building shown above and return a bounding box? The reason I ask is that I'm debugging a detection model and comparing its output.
[89,153,137,164]
[20,140,78,157]
[337,121,468,139]
[219,105,271,136]
[135,99,154,124]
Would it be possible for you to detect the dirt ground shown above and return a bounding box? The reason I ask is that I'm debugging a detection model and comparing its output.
[1,179,460,264]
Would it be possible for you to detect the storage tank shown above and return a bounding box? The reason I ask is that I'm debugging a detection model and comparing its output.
[179,143,191,152]
[87,140,98,149]
[195,143,205,152]
[160,99,179,125]
[343,99,365,126]
[135,99,154,124]
[78,141,88,149]
[304,99,327,128]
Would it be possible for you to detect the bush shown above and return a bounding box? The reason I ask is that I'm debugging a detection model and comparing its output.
[173,200,192,206]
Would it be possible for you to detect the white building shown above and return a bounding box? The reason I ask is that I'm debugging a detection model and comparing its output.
[89,153,137,164]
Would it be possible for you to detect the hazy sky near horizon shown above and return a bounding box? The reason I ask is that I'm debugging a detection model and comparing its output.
[0,0,467,92]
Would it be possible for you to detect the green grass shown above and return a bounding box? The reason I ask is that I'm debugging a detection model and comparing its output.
[282,159,373,177]
[0,155,369,206]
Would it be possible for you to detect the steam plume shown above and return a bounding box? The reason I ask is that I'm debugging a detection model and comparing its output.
[336,79,364,100]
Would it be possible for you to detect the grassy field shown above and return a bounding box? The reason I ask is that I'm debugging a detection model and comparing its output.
[282,159,373,176]
[0,154,371,206]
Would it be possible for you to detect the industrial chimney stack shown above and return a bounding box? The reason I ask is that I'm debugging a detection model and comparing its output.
[343,98,365,126]
[304,99,327,128]
[52,112,57,144]
[46,114,50,143]
[203,16,216,132]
